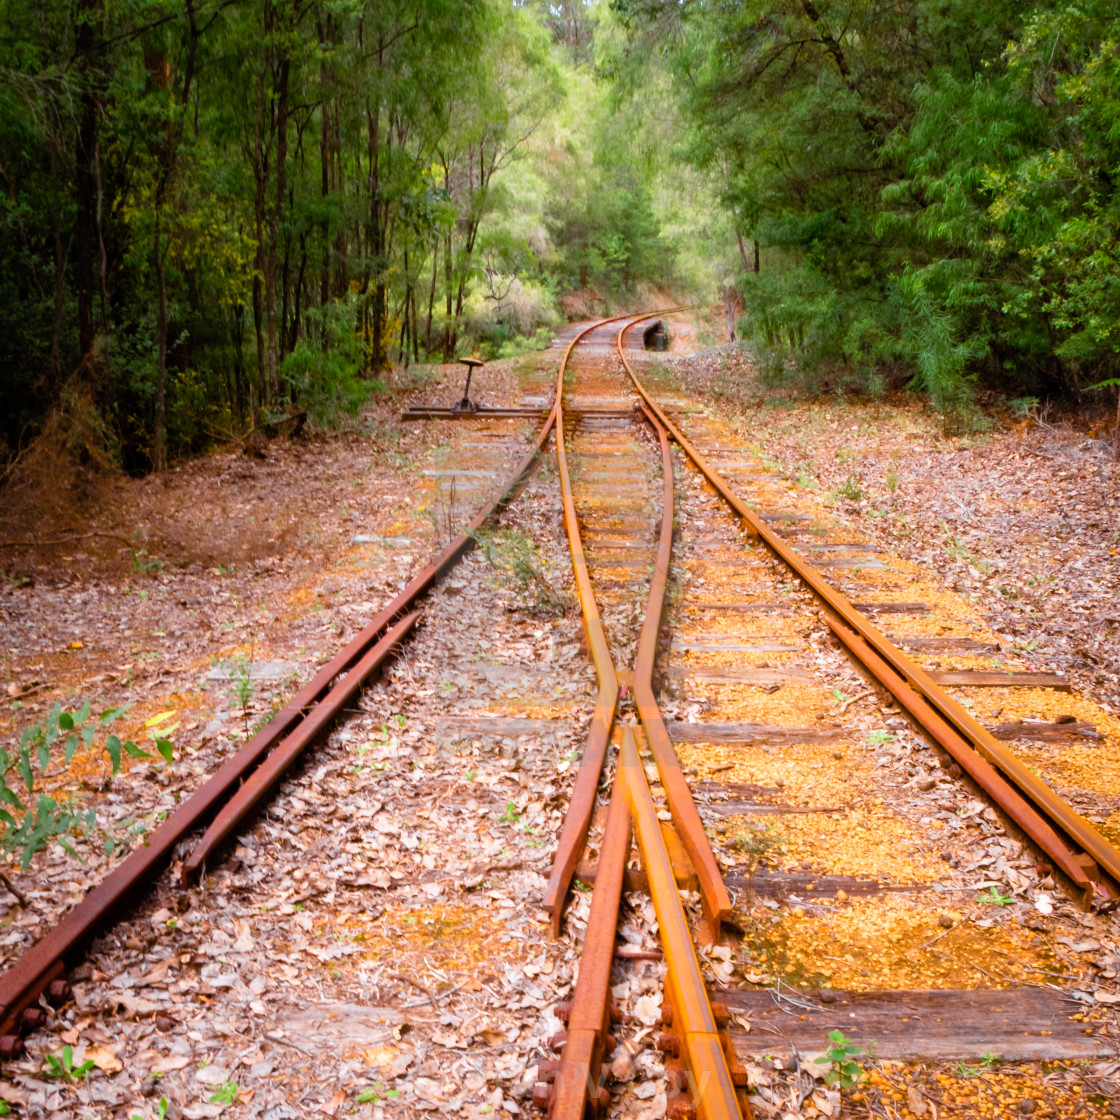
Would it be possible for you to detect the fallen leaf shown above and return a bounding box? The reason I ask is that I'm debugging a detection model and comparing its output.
[321,1089,348,1116]
[85,1045,122,1073]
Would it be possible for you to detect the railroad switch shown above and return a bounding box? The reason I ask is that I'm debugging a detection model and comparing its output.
[454,356,485,413]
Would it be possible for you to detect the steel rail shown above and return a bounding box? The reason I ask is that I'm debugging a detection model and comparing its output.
[543,312,655,933]
[621,326,733,943]
[539,775,632,1120]
[542,313,738,1118]
[0,383,562,1040]
[617,331,1120,901]
[619,727,746,1120]
[181,612,419,881]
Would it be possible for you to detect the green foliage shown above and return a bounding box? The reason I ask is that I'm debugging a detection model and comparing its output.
[814,1031,866,1091]
[978,885,1015,906]
[208,1082,239,1106]
[0,0,564,471]
[4,700,173,869]
[278,295,380,426]
[610,0,1120,409]
[467,527,567,615]
[43,1045,96,1082]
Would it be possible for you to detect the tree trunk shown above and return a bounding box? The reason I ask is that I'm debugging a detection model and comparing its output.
[426,242,437,352]
[153,215,168,470]
[264,51,290,398]
[367,103,383,372]
[1114,386,1119,463]
[74,24,98,361]
[48,143,66,390]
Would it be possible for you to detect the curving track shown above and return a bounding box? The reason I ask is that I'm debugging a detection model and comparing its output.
[1,312,1119,1119]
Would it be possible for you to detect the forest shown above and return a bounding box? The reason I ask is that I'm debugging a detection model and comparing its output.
[2,0,1119,475]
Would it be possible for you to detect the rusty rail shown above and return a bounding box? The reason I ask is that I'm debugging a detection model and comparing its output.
[619,727,746,1120]
[0,378,562,1042]
[627,344,733,944]
[537,774,631,1120]
[543,315,748,1120]
[543,313,652,932]
[181,612,419,881]
[617,324,1120,903]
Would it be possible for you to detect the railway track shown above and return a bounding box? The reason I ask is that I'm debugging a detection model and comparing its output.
[0,312,1118,1118]
[535,313,1120,1118]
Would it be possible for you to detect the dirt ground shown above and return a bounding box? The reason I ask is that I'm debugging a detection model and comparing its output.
[645,335,1120,716]
[1,320,1119,1120]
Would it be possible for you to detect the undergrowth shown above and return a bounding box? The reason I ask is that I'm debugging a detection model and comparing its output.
[467,528,567,615]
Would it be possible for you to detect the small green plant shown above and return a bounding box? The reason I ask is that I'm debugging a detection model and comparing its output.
[130,548,164,574]
[4,701,160,869]
[814,1030,866,1091]
[1008,396,1039,419]
[356,1083,399,1104]
[225,655,254,737]
[467,527,567,615]
[885,467,900,494]
[866,730,895,746]
[43,1045,96,1082]
[956,1061,982,1078]
[131,1098,169,1120]
[209,1081,240,1105]
[832,474,862,502]
[979,886,1014,906]
[499,801,521,824]
[980,1051,1001,1068]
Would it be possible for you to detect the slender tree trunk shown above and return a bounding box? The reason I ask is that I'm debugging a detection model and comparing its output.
[367,103,383,372]
[319,80,330,346]
[252,81,268,413]
[48,144,67,389]
[290,233,307,353]
[426,242,437,352]
[74,39,98,360]
[1114,386,1119,462]
[264,52,290,397]
[411,272,419,364]
[153,215,168,470]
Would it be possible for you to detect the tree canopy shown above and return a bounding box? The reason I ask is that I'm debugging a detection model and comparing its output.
[2,0,1119,472]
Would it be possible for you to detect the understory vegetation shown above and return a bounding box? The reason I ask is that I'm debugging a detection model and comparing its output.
[610,0,1120,430]
[2,0,1119,480]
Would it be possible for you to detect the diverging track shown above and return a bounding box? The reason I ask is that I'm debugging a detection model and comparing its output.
[1,313,1118,1120]
[536,313,1120,1119]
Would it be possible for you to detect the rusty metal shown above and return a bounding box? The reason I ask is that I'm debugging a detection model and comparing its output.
[455,356,485,412]
[401,406,636,421]
[625,335,733,944]
[539,774,632,1120]
[546,310,731,941]
[544,311,651,933]
[0,384,562,1038]
[823,613,1115,901]
[402,405,548,420]
[619,727,747,1120]
[181,612,419,881]
[618,334,1120,902]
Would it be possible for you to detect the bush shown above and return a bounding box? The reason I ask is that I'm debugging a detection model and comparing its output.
[280,295,381,425]
[464,276,560,359]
